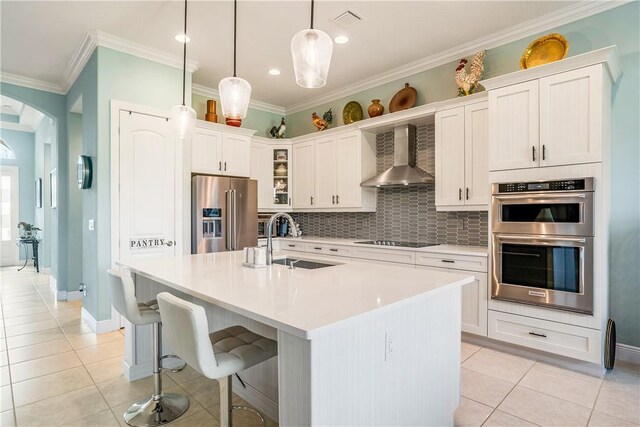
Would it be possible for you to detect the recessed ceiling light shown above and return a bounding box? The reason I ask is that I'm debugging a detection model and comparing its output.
[334,35,349,44]
[268,68,281,76]
[174,34,190,43]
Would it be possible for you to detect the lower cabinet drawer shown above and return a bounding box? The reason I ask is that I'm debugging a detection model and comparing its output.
[303,243,353,257]
[488,311,601,364]
[416,252,487,272]
[352,247,416,265]
[281,242,306,252]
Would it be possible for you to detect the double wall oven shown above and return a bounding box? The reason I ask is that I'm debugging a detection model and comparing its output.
[491,178,594,314]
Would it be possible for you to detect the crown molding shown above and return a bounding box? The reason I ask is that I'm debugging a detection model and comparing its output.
[0,72,65,95]
[0,122,37,133]
[285,0,631,114]
[62,31,97,93]
[192,83,286,116]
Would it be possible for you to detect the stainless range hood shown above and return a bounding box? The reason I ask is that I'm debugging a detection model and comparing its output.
[360,124,435,187]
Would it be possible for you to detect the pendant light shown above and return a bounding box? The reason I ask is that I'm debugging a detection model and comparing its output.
[170,0,197,140]
[291,0,333,89]
[219,0,251,127]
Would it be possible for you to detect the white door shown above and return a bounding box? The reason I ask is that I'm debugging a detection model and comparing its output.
[489,80,539,171]
[250,142,270,210]
[222,134,251,177]
[292,141,315,208]
[435,107,465,207]
[314,136,336,208]
[191,127,223,175]
[464,102,489,206]
[539,65,603,167]
[119,111,176,263]
[0,166,19,266]
[335,132,361,208]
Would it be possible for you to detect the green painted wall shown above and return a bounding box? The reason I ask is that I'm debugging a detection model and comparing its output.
[66,113,84,295]
[34,117,55,269]
[191,93,283,138]
[0,113,19,123]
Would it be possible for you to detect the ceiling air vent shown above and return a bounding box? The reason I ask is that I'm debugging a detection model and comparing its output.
[332,10,362,28]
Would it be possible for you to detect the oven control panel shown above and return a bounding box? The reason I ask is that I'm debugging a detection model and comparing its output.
[497,179,588,193]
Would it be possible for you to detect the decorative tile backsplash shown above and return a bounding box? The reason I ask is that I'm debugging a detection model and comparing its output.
[291,124,489,246]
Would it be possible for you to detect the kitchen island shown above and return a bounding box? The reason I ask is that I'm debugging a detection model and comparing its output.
[118,250,473,426]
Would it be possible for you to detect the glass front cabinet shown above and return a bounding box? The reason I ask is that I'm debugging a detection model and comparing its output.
[250,139,293,212]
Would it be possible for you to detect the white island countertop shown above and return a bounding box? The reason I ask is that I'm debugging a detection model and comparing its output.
[118,250,473,339]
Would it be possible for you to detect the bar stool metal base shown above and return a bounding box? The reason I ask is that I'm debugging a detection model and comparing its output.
[232,405,266,427]
[124,393,189,427]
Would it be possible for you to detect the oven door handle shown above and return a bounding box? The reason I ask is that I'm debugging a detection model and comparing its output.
[493,194,587,204]
[495,234,586,244]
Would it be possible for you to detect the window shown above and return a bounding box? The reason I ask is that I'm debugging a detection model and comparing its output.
[1,175,11,241]
[0,139,15,160]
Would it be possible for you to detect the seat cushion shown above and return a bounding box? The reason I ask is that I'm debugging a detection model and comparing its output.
[208,325,277,378]
[135,299,161,325]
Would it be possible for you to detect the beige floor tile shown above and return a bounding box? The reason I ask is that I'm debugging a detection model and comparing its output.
[10,350,83,383]
[55,314,85,327]
[0,385,13,412]
[594,376,640,424]
[166,365,204,387]
[95,374,177,408]
[61,409,120,427]
[519,362,603,408]
[0,410,16,427]
[483,410,537,427]
[461,341,482,362]
[5,327,65,349]
[588,410,640,426]
[498,386,591,426]
[462,348,535,384]
[111,389,204,427]
[0,366,10,386]
[171,407,218,427]
[62,322,95,336]
[15,385,109,426]
[67,331,123,349]
[1,295,42,305]
[85,356,124,384]
[181,375,221,408]
[2,300,47,311]
[7,338,73,364]
[2,311,53,327]
[454,396,493,427]
[0,351,7,367]
[4,319,59,337]
[47,300,83,312]
[460,368,515,408]
[76,340,124,365]
[11,366,93,407]
[51,307,82,319]
[1,304,49,319]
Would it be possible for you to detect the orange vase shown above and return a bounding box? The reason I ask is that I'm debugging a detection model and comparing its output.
[368,99,384,118]
[205,100,218,123]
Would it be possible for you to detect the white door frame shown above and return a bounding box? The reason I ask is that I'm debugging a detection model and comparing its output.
[0,165,20,266]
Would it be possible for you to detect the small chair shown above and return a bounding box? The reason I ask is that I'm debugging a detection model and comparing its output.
[156,292,277,427]
[107,269,190,426]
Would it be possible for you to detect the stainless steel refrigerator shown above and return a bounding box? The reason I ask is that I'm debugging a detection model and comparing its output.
[192,175,258,254]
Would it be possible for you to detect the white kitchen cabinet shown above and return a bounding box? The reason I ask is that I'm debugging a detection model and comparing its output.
[435,101,488,210]
[292,141,315,209]
[192,122,252,177]
[416,252,488,336]
[488,64,607,171]
[250,141,270,209]
[314,135,337,208]
[251,140,293,211]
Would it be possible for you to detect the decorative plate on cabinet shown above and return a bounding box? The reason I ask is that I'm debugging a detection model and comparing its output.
[342,101,363,124]
[520,33,569,69]
[389,83,417,113]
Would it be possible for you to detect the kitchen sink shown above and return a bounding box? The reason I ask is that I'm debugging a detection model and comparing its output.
[272,257,340,270]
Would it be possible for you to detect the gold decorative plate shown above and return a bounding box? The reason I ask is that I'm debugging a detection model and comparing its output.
[342,101,363,125]
[520,33,569,69]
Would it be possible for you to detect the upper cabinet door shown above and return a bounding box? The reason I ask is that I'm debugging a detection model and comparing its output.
[539,65,603,167]
[222,134,251,177]
[335,132,362,208]
[435,107,465,207]
[192,128,223,174]
[314,136,337,208]
[489,80,539,171]
[250,142,270,210]
[292,141,315,209]
[464,102,489,206]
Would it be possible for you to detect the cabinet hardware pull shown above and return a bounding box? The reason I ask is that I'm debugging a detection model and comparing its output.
[542,144,546,160]
[289,197,291,206]
[459,188,462,201]
[310,196,314,205]
[466,188,470,200]
[332,195,335,204]
[529,331,547,338]
[288,244,296,248]
[441,259,455,264]
[329,248,338,252]
[219,161,222,171]
[336,195,339,204]
[224,161,227,171]
[314,247,322,250]
[532,146,536,162]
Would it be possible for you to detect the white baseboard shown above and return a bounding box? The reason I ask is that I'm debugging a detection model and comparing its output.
[81,307,120,334]
[232,375,279,423]
[49,275,57,291]
[121,359,153,382]
[617,343,640,365]
[66,290,83,301]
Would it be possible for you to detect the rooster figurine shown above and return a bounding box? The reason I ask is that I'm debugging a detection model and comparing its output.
[455,50,486,96]
[269,117,286,139]
[312,112,328,131]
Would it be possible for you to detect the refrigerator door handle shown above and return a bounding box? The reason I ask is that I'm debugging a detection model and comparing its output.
[225,190,232,251]
[233,189,238,250]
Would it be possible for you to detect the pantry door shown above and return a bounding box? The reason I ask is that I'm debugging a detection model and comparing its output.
[117,110,176,264]
[0,166,19,266]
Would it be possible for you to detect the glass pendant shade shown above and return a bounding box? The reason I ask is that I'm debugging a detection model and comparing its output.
[218,76,252,119]
[170,104,197,140]
[291,28,333,88]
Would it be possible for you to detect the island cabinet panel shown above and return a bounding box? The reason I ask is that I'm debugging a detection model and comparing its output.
[191,125,251,177]
[292,141,315,209]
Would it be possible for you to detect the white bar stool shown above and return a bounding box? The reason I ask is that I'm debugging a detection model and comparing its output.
[107,270,190,426]
[156,292,278,427]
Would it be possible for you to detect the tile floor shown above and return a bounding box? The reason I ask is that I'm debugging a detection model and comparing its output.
[1,267,639,427]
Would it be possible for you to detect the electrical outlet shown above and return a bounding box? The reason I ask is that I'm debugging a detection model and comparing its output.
[385,331,394,362]
[88,219,94,231]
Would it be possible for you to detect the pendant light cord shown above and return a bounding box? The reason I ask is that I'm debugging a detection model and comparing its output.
[181,0,188,106]
[310,0,314,29]
[233,0,237,77]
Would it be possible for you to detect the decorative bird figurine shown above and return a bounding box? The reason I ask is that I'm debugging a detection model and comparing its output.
[270,117,286,139]
[322,109,333,125]
[455,50,486,96]
[312,112,328,131]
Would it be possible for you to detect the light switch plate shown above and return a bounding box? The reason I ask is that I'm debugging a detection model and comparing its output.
[88,219,95,231]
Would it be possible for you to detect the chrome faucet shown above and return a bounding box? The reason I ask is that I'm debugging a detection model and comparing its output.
[266,212,300,265]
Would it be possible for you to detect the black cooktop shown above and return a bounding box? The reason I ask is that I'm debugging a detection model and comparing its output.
[354,240,437,248]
